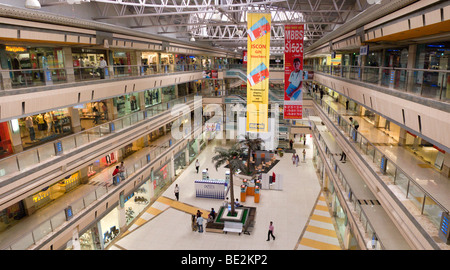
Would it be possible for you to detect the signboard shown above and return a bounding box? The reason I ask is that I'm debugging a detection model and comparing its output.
[360,45,369,56]
[246,13,271,132]
[195,179,229,199]
[284,24,304,120]
[243,50,247,64]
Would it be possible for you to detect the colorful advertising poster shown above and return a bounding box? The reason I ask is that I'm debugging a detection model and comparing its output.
[284,25,304,120]
[246,13,271,132]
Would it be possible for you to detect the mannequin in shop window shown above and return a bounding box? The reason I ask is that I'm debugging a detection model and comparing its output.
[44,112,53,136]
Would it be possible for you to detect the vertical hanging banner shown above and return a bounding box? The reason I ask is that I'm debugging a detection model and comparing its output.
[246,13,271,132]
[284,25,304,119]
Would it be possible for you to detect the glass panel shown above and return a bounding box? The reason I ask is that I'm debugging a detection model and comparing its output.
[50,211,67,230]
[32,220,53,243]
[36,144,57,163]
[75,132,89,148]
[0,156,20,176]
[407,182,425,210]
[99,123,111,136]
[385,159,396,182]
[87,127,101,142]
[422,197,444,227]
[84,190,97,207]
[95,186,108,199]
[10,233,34,250]
[71,199,85,216]
[61,136,77,153]
[17,149,39,171]
[394,169,409,194]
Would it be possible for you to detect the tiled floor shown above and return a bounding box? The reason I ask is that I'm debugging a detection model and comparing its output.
[296,193,341,250]
[110,136,343,250]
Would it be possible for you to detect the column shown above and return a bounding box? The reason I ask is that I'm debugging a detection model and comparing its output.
[138,91,146,112]
[185,145,190,165]
[406,44,417,93]
[135,51,142,76]
[7,121,23,153]
[62,47,75,83]
[170,153,175,179]
[0,45,12,90]
[67,107,82,133]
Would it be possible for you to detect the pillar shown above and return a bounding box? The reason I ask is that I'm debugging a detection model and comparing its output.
[138,91,146,111]
[406,44,417,92]
[7,121,23,153]
[62,47,75,83]
[0,45,12,90]
[67,107,82,133]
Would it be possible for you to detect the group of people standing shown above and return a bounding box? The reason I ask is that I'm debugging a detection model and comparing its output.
[191,208,216,233]
[291,149,306,167]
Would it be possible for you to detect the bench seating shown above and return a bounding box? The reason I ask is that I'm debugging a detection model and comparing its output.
[223,221,243,235]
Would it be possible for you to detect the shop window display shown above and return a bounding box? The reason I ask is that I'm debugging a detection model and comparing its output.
[144,88,162,107]
[6,46,66,88]
[18,109,72,149]
[100,208,120,248]
[124,184,151,225]
[174,151,186,176]
[72,49,106,80]
[0,122,13,159]
[114,93,140,118]
[78,227,102,250]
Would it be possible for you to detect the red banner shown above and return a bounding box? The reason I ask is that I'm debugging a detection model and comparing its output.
[243,50,248,64]
[284,25,304,120]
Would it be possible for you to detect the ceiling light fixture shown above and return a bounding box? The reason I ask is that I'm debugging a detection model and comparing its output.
[190,37,196,42]
[25,0,41,9]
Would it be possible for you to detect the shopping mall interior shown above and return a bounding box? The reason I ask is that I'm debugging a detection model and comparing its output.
[0,0,449,257]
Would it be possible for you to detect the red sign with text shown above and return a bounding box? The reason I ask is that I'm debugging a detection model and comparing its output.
[284,25,304,120]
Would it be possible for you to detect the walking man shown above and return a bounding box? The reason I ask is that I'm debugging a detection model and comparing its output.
[195,159,200,174]
[267,221,275,241]
[340,151,347,163]
[99,56,107,79]
[174,184,179,201]
[302,149,306,162]
[197,215,204,233]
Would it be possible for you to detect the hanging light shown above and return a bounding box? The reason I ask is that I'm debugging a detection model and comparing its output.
[25,0,41,9]
[236,30,243,36]
[190,37,196,42]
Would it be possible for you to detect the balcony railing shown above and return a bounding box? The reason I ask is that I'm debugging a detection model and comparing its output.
[0,64,226,91]
[2,125,200,250]
[0,94,198,181]
[313,65,450,102]
[311,120,384,250]
[313,93,449,231]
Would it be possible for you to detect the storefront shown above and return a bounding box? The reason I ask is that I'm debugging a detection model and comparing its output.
[405,132,444,170]
[17,109,72,149]
[144,88,162,107]
[174,150,187,176]
[0,201,26,233]
[114,93,140,118]
[78,226,102,250]
[99,207,120,248]
[141,51,159,73]
[0,121,13,159]
[76,101,109,128]
[5,45,66,87]
[112,50,137,75]
[188,139,200,162]
[151,161,173,198]
[161,53,175,72]
[72,48,107,79]
[123,181,153,225]
[23,171,81,215]
[87,151,119,178]
[161,85,176,102]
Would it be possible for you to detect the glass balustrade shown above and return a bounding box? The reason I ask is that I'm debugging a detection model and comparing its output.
[313,65,450,102]
[4,124,200,250]
[312,94,449,230]
[0,94,197,180]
